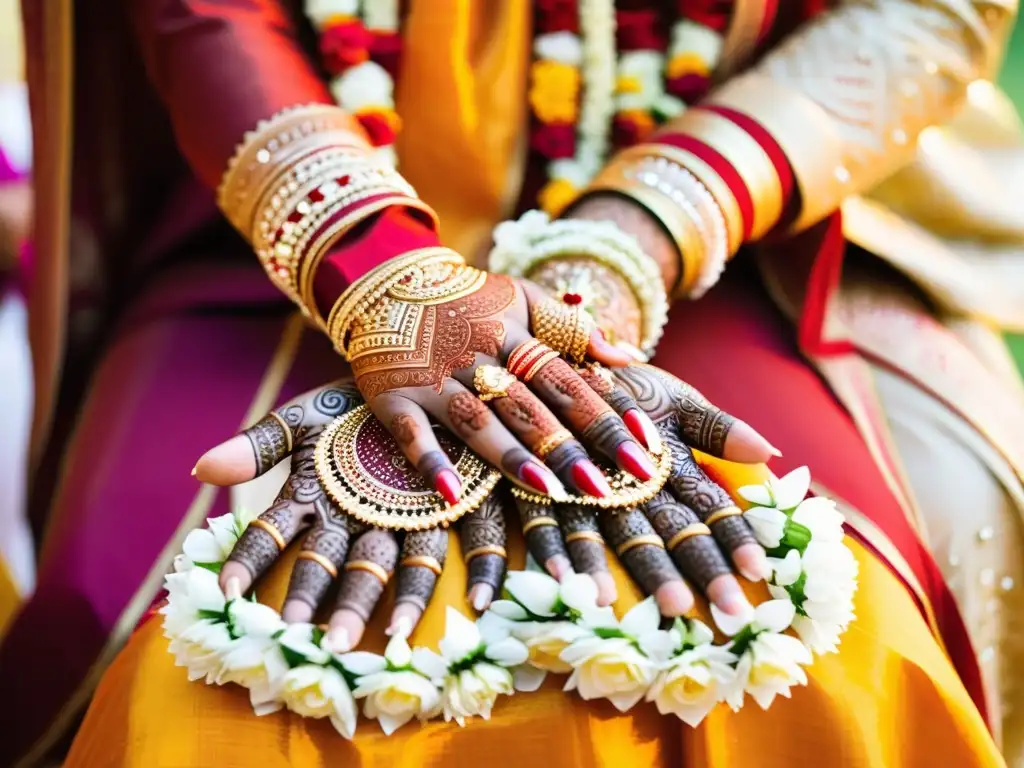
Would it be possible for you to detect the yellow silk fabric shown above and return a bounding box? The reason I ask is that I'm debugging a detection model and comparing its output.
[0,557,20,640]
[65,459,1002,768]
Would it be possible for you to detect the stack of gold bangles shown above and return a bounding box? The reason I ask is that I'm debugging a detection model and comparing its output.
[217,104,439,318]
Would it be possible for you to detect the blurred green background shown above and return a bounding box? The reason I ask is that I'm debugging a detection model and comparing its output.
[1001,22,1024,371]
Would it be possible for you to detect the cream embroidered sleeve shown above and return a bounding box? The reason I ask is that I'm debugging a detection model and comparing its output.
[706,0,1018,232]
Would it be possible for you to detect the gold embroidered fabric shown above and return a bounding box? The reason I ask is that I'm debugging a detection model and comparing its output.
[708,0,1017,232]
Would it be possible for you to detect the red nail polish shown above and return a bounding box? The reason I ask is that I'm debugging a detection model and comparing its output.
[520,462,552,496]
[617,441,656,481]
[435,469,462,505]
[571,461,612,498]
[623,410,648,448]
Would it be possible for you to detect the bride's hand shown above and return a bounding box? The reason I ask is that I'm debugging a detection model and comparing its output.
[517,363,777,618]
[193,381,509,651]
[346,258,655,503]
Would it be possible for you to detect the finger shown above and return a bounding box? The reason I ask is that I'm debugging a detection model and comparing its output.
[413,380,567,500]
[643,491,749,616]
[601,507,694,617]
[559,505,616,606]
[368,392,462,505]
[611,366,777,463]
[195,381,363,485]
[280,498,358,623]
[664,436,770,582]
[515,495,571,580]
[518,354,657,482]
[220,499,305,595]
[480,371,605,499]
[587,328,635,367]
[577,365,663,454]
[461,492,508,612]
[391,528,448,633]
[327,529,399,652]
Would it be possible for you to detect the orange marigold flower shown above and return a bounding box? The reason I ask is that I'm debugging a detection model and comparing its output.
[538,177,579,216]
[666,52,711,80]
[529,60,580,125]
[356,108,402,146]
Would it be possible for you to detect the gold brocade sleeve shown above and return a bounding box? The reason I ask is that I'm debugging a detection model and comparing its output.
[705,0,1018,233]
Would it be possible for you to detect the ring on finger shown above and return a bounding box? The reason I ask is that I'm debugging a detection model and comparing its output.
[705,506,743,526]
[616,533,665,557]
[531,297,594,364]
[533,429,573,460]
[507,340,560,383]
[344,559,391,585]
[297,550,340,578]
[565,530,604,546]
[473,365,517,401]
[665,523,712,551]
[522,516,559,534]
[267,410,294,453]
[249,519,287,551]
[464,544,507,562]
[400,554,443,576]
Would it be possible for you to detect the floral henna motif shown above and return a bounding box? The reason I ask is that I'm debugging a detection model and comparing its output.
[515,496,566,568]
[245,415,292,475]
[311,384,363,425]
[335,530,399,621]
[643,491,730,591]
[491,381,564,453]
[396,528,449,611]
[448,391,493,436]
[461,492,508,593]
[286,497,361,610]
[559,505,608,576]
[351,274,517,400]
[601,507,680,596]
[661,419,756,553]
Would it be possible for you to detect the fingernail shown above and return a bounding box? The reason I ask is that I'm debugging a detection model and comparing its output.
[592,572,618,606]
[470,584,494,612]
[387,615,413,637]
[190,463,198,478]
[434,469,462,505]
[521,461,567,500]
[225,577,242,600]
[571,460,612,498]
[720,591,751,616]
[622,410,648,447]
[546,555,572,581]
[615,341,647,362]
[637,412,663,455]
[769,444,783,458]
[616,441,656,481]
[655,581,694,616]
[623,410,663,455]
[724,420,778,463]
[327,628,352,653]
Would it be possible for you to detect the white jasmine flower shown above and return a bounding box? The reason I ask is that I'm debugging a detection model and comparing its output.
[305,0,358,27]
[436,663,515,725]
[167,619,234,683]
[279,665,359,739]
[534,32,583,66]
[161,566,227,636]
[744,506,788,549]
[790,497,846,543]
[646,641,737,725]
[217,637,290,715]
[352,632,442,735]
[278,623,331,666]
[738,467,810,511]
[669,19,723,63]
[331,61,395,112]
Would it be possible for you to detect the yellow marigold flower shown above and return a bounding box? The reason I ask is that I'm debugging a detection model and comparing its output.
[617,109,656,141]
[667,52,711,80]
[538,178,579,217]
[616,75,644,95]
[530,60,581,124]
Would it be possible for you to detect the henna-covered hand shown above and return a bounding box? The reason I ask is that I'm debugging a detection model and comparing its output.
[193,378,509,651]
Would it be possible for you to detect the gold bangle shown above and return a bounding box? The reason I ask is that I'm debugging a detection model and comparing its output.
[565,531,604,546]
[664,110,783,242]
[464,545,507,562]
[522,517,560,534]
[297,550,339,579]
[533,429,574,460]
[704,506,744,527]
[267,411,294,454]
[400,555,443,576]
[665,523,713,551]
[616,534,666,557]
[344,559,392,585]
[248,519,286,551]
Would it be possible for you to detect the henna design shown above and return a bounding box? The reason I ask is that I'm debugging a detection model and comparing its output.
[312,384,362,422]
[491,381,564,452]
[447,391,493,436]
[390,413,420,447]
[581,411,634,462]
[461,492,508,593]
[643,491,730,591]
[577,368,639,417]
[352,273,517,400]
[227,500,302,580]
[614,366,734,455]
[245,415,292,475]
[559,505,608,576]
[515,496,566,568]
[661,418,756,553]
[335,530,399,621]
[396,528,449,611]
[529,358,612,432]
[544,440,590,491]
[416,450,451,485]
[276,430,324,505]
[601,508,681,596]
[286,497,357,610]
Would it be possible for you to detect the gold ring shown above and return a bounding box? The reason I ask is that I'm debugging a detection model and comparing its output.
[473,365,517,401]
[400,555,443,576]
[507,340,557,379]
[297,550,339,578]
[531,297,595,363]
[665,523,713,551]
[464,545,507,562]
[533,429,574,460]
[705,506,744,527]
[267,411,294,453]
[522,516,559,534]
[344,559,391,585]
[249,519,286,551]
[565,531,604,545]
[616,534,665,557]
